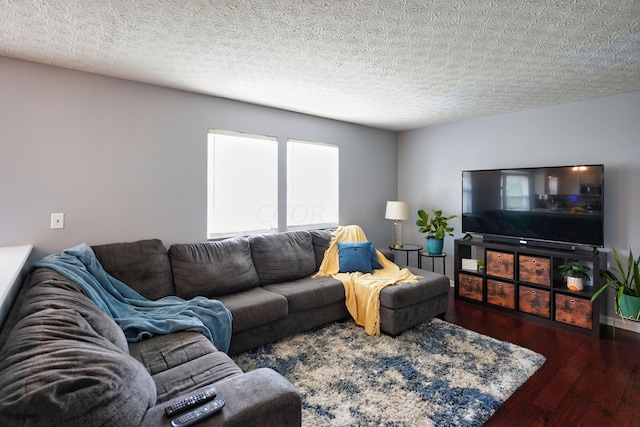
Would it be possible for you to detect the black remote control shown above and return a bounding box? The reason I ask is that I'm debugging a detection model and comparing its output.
[165,387,217,416]
[170,398,225,427]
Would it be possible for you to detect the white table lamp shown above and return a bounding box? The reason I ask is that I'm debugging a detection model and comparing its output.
[385,201,411,248]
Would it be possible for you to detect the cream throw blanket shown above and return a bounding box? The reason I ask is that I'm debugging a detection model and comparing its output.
[315,225,422,335]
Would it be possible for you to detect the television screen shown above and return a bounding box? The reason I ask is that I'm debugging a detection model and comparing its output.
[462,165,604,248]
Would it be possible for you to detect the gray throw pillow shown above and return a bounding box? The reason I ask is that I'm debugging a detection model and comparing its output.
[309,228,336,270]
[92,239,174,300]
[169,237,260,298]
[249,231,316,285]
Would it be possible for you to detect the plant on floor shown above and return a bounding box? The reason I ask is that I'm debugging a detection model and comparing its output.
[558,259,590,291]
[416,209,457,255]
[591,248,640,320]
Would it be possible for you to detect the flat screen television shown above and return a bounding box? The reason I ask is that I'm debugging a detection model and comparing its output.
[461,165,604,250]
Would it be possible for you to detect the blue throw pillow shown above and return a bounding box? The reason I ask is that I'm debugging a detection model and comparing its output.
[370,245,384,270]
[338,242,373,273]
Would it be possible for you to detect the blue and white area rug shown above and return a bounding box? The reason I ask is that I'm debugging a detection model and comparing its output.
[233,318,546,426]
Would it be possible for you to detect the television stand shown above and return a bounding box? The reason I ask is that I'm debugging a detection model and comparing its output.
[454,237,606,337]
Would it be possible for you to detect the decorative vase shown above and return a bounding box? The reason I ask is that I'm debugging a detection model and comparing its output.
[426,237,444,255]
[566,276,584,292]
[617,293,640,321]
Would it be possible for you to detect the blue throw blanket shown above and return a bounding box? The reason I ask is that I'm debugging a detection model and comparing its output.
[33,243,233,353]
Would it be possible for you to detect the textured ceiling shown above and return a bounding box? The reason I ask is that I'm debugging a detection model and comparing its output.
[1,0,639,131]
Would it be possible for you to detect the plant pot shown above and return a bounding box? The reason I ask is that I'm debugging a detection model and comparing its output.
[566,276,584,292]
[617,293,640,321]
[426,237,444,255]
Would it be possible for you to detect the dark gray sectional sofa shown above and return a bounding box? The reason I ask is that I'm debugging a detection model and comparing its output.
[0,228,450,426]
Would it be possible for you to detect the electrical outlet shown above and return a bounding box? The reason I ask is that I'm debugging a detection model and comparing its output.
[51,213,64,229]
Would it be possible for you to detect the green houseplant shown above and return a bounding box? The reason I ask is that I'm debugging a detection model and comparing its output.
[416,209,457,255]
[558,259,590,291]
[591,248,640,321]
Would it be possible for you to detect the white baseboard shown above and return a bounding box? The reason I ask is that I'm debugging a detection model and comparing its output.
[600,314,640,334]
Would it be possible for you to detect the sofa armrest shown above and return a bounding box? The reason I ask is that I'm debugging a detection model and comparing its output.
[140,368,301,427]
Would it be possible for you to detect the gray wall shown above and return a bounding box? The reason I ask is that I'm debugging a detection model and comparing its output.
[0,57,398,258]
[398,90,640,325]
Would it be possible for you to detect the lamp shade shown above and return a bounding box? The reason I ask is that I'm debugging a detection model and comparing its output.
[385,201,411,220]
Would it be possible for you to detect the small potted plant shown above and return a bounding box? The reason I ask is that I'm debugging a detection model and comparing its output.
[416,209,457,255]
[558,259,590,291]
[591,248,640,321]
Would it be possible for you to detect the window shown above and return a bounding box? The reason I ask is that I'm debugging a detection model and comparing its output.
[548,175,558,195]
[287,139,339,229]
[207,130,278,238]
[462,171,472,213]
[503,174,530,211]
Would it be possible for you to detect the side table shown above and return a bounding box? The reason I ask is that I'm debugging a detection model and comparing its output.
[388,244,423,267]
[419,252,446,275]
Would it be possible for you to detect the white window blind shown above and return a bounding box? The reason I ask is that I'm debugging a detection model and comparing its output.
[207,130,278,238]
[286,139,339,229]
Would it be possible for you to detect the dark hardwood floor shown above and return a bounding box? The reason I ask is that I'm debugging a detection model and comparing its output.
[443,289,640,427]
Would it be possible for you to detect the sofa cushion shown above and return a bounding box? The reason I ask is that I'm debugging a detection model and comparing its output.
[169,238,260,299]
[0,303,156,426]
[139,368,302,427]
[216,287,288,333]
[130,332,243,404]
[128,330,227,375]
[379,268,451,310]
[21,268,130,354]
[150,351,244,403]
[262,276,345,313]
[249,230,316,285]
[309,228,335,270]
[92,239,174,300]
